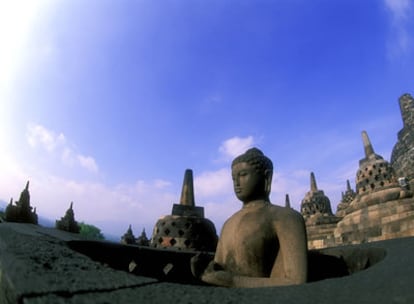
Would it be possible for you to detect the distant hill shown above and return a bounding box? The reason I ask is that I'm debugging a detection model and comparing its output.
[0,199,7,209]
[38,216,55,227]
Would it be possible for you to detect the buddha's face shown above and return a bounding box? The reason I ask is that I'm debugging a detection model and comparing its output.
[231,162,266,203]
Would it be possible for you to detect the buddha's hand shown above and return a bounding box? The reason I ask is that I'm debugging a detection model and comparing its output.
[200,261,234,287]
[190,252,214,279]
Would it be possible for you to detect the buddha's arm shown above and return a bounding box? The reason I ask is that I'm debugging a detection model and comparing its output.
[269,211,308,285]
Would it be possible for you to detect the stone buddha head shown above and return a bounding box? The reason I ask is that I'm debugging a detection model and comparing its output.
[231,148,273,203]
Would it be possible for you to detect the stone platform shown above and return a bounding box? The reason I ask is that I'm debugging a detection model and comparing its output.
[1,222,414,304]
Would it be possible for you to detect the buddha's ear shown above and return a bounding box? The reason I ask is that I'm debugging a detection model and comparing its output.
[264,169,273,195]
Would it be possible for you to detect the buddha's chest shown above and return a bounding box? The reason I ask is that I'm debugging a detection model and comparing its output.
[218,208,279,276]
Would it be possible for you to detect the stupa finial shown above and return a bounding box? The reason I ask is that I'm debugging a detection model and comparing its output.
[310,172,318,192]
[346,180,351,191]
[179,169,195,207]
[285,194,291,208]
[361,130,375,158]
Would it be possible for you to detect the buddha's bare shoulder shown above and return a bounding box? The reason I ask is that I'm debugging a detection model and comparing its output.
[267,204,305,224]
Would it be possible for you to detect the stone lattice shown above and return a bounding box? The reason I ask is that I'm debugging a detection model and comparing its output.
[391,94,414,184]
[356,131,398,197]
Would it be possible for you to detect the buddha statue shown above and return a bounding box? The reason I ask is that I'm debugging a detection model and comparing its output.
[192,148,308,287]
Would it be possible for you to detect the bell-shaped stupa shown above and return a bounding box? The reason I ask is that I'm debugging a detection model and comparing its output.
[150,169,218,251]
[350,131,409,209]
[300,172,333,217]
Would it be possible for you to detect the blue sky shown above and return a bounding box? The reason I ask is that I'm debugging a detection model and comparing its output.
[0,0,413,238]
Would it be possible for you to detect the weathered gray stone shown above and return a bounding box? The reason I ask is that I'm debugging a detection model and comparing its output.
[0,223,156,304]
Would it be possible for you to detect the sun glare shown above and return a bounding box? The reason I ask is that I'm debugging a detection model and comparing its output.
[0,0,51,90]
[0,0,52,150]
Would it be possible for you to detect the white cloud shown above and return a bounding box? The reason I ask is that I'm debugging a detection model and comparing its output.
[26,123,99,174]
[27,123,66,152]
[219,136,255,159]
[77,155,99,173]
[384,0,414,58]
[154,179,172,189]
[195,168,232,198]
[385,0,412,19]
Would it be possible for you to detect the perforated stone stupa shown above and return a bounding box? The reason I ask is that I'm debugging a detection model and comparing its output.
[347,131,409,212]
[335,180,356,218]
[333,129,414,245]
[391,93,414,187]
[150,169,218,251]
[301,172,341,249]
[301,172,335,220]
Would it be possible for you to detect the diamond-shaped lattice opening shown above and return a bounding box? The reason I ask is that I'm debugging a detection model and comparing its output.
[170,238,177,246]
[178,229,184,236]
[164,228,170,235]
[158,237,163,244]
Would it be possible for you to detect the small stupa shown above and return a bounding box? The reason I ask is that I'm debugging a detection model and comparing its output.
[5,181,38,224]
[121,224,136,245]
[301,172,333,217]
[56,202,80,233]
[136,229,150,246]
[335,180,356,217]
[150,169,218,251]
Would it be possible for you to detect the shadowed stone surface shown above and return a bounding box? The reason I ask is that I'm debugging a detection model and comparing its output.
[0,223,155,304]
[1,223,414,303]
